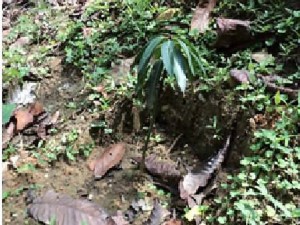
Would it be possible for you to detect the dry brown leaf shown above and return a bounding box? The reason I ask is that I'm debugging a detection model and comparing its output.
[230,69,250,84]
[14,109,34,131]
[190,0,216,33]
[145,155,181,180]
[217,18,250,33]
[28,190,114,225]
[50,111,60,124]
[93,143,126,178]
[29,101,44,116]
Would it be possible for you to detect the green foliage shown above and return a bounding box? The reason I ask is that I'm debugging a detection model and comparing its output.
[204,99,299,224]
[2,104,16,124]
[135,35,205,108]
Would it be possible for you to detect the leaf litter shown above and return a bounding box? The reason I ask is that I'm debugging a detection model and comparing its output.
[28,189,128,225]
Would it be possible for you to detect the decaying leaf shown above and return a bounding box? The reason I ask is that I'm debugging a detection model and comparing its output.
[145,155,181,179]
[147,200,170,225]
[190,0,216,33]
[92,143,126,178]
[133,154,181,180]
[180,135,231,198]
[14,109,34,131]
[29,101,44,116]
[28,190,114,225]
[217,18,250,33]
[230,69,250,84]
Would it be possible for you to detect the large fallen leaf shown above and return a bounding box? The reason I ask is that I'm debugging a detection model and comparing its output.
[180,135,231,198]
[28,190,115,225]
[190,0,216,33]
[91,143,126,178]
[14,108,34,131]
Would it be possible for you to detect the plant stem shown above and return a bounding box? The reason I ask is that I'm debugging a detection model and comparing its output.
[140,113,155,172]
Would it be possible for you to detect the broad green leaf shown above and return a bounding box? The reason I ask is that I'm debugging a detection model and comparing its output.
[138,36,164,76]
[161,40,175,76]
[173,48,187,93]
[274,91,281,105]
[176,39,195,76]
[146,60,163,110]
[2,103,16,125]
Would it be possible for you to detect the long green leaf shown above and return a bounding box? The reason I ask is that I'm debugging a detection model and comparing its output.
[161,40,175,76]
[178,38,206,76]
[146,60,163,111]
[176,39,195,76]
[2,104,16,125]
[138,36,164,75]
[173,48,187,93]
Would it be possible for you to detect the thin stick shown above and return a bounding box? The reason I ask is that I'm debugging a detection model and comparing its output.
[167,133,183,153]
[140,114,155,172]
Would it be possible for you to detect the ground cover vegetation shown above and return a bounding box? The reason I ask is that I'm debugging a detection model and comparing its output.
[2,0,299,224]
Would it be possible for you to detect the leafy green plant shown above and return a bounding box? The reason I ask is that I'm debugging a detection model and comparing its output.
[134,35,205,169]
[203,97,299,224]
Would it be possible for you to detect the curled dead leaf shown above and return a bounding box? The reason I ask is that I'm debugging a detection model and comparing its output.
[93,143,126,178]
